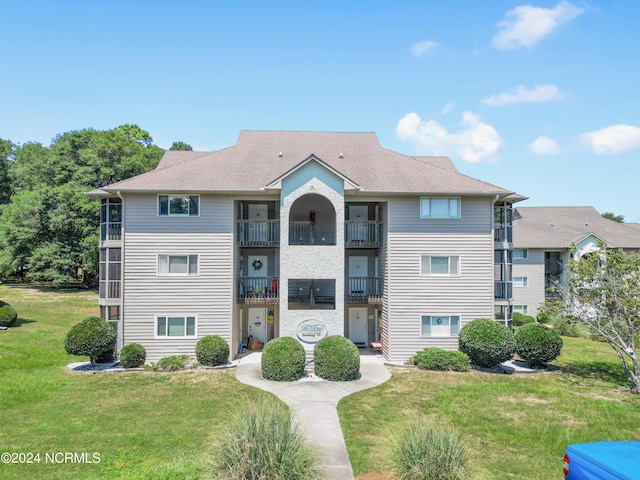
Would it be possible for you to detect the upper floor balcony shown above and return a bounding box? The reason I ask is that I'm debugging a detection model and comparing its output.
[345,276,383,304]
[238,220,280,247]
[345,220,383,248]
[236,276,280,304]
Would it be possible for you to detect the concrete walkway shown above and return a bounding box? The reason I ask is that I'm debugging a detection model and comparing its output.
[235,351,392,480]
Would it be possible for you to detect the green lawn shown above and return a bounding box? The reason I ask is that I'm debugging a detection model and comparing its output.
[1,286,639,479]
[0,286,264,480]
[340,336,640,479]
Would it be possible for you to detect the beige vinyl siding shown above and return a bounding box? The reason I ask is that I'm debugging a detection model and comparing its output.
[512,249,546,317]
[385,196,494,362]
[122,193,234,362]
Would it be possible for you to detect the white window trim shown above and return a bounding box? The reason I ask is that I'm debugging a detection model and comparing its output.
[157,254,199,276]
[419,196,461,219]
[513,248,528,260]
[513,276,528,287]
[420,255,461,276]
[157,194,200,217]
[513,305,529,315]
[154,315,198,339]
[420,314,461,337]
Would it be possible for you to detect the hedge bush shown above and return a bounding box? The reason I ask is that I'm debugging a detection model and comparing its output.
[458,318,515,368]
[512,312,535,327]
[261,337,306,381]
[64,316,117,365]
[196,335,229,366]
[515,323,563,367]
[0,301,18,327]
[120,343,147,368]
[313,336,360,381]
[95,347,115,363]
[412,348,470,372]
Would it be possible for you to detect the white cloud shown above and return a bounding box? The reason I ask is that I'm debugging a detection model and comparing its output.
[441,102,454,114]
[492,1,585,50]
[530,136,560,155]
[396,111,503,163]
[482,84,563,106]
[580,124,640,155]
[411,40,439,57]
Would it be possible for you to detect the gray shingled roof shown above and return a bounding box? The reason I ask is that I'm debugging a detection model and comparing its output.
[96,130,514,196]
[513,206,640,248]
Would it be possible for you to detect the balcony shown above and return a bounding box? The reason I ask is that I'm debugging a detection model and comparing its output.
[99,280,121,299]
[495,281,513,300]
[345,221,383,248]
[100,222,122,241]
[345,276,383,304]
[237,276,279,304]
[237,220,280,247]
[494,225,512,243]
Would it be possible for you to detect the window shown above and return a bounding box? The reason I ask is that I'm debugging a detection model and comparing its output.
[513,305,528,315]
[514,276,528,287]
[421,315,460,337]
[421,255,460,275]
[513,249,528,259]
[158,195,199,216]
[156,316,197,337]
[99,247,121,299]
[420,197,460,218]
[158,254,199,276]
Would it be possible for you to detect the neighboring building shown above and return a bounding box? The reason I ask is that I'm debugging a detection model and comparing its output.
[511,206,640,318]
[90,130,522,363]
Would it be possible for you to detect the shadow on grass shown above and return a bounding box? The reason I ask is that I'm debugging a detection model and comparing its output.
[4,284,92,293]
[561,361,628,385]
[11,318,37,328]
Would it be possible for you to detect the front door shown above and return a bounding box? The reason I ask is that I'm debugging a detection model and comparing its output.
[347,205,368,242]
[348,307,368,347]
[348,256,368,295]
[248,307,267,344]
[248,255,268,296]
[248,204,269,242]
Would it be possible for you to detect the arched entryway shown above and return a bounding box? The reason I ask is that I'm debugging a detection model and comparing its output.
[288,194,336,245]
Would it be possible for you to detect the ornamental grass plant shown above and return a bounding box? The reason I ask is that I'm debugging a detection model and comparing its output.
[211,396,319,480]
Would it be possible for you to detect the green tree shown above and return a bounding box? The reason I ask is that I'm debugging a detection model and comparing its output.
[602,211,625,223]
[169,141,193,151]
[0,125,163,283]
[567,246,640,394]
[0,138,14,204]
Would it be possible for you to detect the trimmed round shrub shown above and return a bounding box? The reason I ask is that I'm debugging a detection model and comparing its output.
[120,343,147,368]
[0,301,18,327]
[95,347,115,363]
[412,348,470,372]
[458,318,515,368]
[515,323,563,367]
[64,316,117,365]
[313,336,360,381]
[196,335,229,366]
[512,312,535,327]
[261,337,306,381]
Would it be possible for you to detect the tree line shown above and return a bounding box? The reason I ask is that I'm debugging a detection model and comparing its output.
[0,125,192,284]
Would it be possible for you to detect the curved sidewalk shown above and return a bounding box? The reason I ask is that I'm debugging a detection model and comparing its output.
[235,352,391,480]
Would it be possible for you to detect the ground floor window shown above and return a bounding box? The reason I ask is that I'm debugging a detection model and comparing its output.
[156,315,197,337]
[421,315,460,337]
[513,305,528,315]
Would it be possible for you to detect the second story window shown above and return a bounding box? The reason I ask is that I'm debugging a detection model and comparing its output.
[158,254,199,276]
[513,249,528,260]
[421,255,460,276]
[158,195,199,217]
[420,197,460,219]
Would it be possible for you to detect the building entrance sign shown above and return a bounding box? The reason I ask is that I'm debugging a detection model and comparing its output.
[296,320,328,343]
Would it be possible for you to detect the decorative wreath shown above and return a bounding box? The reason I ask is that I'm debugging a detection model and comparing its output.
[436,318,443,325]
[252,259,263,271]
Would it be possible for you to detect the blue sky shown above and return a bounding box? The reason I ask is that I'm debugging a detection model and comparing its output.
[1,1,639,222]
